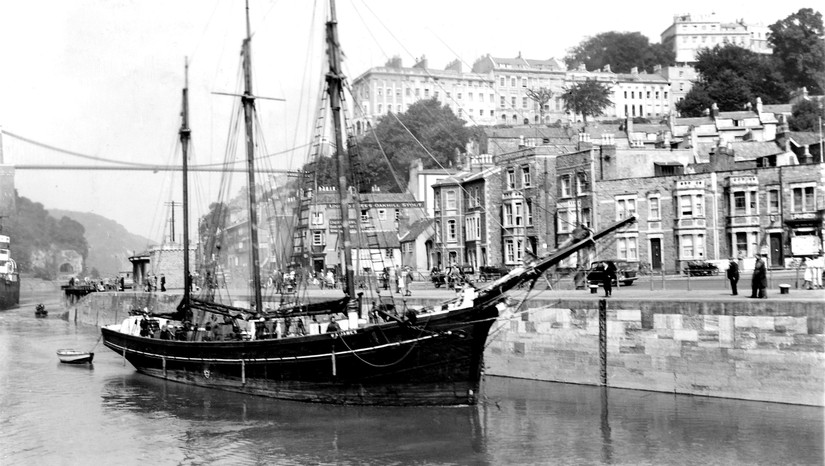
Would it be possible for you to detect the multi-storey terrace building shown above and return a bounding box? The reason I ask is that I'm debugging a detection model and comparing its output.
[292,187,423,275]
[566,65,671,121]
[350,57,496,133]
[432,121,823,273]
[353,55,672,130]
[470,54,568,126]
[661,13,772,64]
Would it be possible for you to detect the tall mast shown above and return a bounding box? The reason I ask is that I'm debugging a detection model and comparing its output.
[242,0,263,313]
[179,58,192,307]
[326,0,356,305]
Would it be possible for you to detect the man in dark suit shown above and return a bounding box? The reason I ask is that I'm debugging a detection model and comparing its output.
[727,258,739,295]
[750,256,767,298]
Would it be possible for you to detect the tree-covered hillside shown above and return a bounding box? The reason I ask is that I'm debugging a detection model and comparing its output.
[49,209,153,276]
[4,193,88,278]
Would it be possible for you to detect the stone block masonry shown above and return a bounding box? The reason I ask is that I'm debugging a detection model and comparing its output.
[485,298,824,406]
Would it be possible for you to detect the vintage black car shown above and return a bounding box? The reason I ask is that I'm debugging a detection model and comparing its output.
[684,260,719,276]
[478,265,509,282]
[586,260,639,286]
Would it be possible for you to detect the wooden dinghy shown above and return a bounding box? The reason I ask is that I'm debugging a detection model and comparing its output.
[56,349,94,364]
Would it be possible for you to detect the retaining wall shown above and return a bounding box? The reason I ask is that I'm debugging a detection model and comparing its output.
[486,298,824,406]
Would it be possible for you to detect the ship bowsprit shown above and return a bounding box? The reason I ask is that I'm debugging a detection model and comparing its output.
[101,303,499,406]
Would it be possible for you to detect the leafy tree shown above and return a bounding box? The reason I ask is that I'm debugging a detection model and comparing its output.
[52,216,88,258]
[676,84,714,117]
[198,202,229,245]
[304,98,470,192]
[561,79,613,126]
[677,44,790,116]
[769,8,825,94]
[526,87,554,123]
[789,99,825,131]
[565,31,675,73]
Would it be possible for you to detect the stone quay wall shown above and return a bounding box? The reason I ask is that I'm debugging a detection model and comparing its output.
[67,292,824,406]
[485,298,824,406]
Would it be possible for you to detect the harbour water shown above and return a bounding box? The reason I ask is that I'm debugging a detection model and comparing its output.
[1,297,822,465]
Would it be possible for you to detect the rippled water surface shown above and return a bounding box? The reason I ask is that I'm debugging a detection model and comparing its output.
[1,299,822,465]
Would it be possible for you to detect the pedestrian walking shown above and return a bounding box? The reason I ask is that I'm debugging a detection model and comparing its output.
[160,274,166,292]
[404,268,413,296]
[726,258,739,295]
[813,254,824,289]
[802,258,814,290]
[604,261,616,297]
[750,255,767,299]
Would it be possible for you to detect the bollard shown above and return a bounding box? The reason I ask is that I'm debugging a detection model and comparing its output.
[686,270,691,291]
[661,269,666,290]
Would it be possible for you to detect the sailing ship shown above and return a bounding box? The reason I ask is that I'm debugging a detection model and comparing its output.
[101,1,636,406]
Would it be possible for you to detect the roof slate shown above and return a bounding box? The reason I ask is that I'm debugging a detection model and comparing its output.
[399,218,434,243]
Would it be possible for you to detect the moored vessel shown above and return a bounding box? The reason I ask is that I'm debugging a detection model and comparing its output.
[101,0,636,405]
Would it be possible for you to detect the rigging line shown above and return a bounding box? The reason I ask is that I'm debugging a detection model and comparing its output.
[387,111,509,232]
[336,315,435,368]
[288,0,322,169]
[187,0,222,66]
[348,1,508,129]
[428,30,548,125]
[347,0,390,60]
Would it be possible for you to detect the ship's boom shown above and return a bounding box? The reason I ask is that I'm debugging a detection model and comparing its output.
[475,216,637,304]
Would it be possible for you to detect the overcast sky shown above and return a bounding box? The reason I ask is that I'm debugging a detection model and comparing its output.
[0,0,813,242]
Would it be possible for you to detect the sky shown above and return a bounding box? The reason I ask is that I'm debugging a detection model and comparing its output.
[0,0,815,242]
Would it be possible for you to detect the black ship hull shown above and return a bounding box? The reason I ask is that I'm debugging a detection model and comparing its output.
[101,302,499,406]
[0,275,20,310]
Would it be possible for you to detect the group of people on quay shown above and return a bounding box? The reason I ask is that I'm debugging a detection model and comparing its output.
[800,255,825,290]
[67,275,128,292]
[142,274,166,292]
[725,254,825,299]
[380,266,414,296]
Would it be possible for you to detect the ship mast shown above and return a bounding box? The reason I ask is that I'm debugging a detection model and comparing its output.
[241,0,263,313]
[179,58,192,309]
[326,0,356,306]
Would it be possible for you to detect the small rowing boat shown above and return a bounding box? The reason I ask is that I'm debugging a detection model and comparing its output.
[56,349,94,364]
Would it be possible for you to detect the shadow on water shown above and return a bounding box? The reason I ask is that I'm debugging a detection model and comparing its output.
[99,373,488,465]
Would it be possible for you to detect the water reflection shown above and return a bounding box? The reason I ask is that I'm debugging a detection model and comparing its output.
[2,301,822,465]
[100,374,487,465]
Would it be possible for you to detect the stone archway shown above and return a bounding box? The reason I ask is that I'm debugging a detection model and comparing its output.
[59,263,74,273]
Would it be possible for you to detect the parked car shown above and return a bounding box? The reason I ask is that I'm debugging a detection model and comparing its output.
[478,265,509,282]
[684,260,719,276]
[586,260,639,287]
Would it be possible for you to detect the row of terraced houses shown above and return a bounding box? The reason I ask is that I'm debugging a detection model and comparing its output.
[417,108,824,274]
